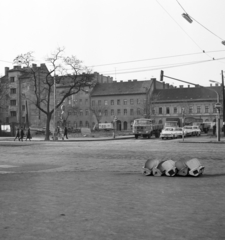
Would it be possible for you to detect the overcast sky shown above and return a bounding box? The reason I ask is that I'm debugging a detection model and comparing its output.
[1,0,225,87]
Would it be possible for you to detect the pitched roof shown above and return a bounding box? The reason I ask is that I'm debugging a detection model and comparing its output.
[91,80,153,96]
[154,86,222,102]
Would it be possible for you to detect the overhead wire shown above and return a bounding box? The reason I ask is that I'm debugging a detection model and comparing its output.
[99,56,225,75]
[176,0,224,41]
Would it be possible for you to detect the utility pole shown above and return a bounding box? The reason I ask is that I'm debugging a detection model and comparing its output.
[222,70,225,136]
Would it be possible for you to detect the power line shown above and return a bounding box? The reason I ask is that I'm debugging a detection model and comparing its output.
[176,0,224,41]
[100,56,225,75]
[155,0,204,52]
[89,50,225,68]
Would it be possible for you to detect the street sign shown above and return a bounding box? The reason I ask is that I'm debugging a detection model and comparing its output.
[215,102,222,109]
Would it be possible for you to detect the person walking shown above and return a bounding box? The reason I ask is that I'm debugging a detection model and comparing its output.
[64,126,68,139]
[20,127,24,141]
[26,127,32,141]
[14,127,20,141]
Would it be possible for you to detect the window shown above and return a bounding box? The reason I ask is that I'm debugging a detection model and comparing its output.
[111,109,114,116]
[166,107,170,114]
[137,99,141,104]
[98,110,102,116]
[79,110,83,116]
[10,88,16,94]
[10,111,16,117]
[117,109,121,115]
[213,107,217,113]
[173,107,177,114]
[79,99,82,104]
[130,99,134,105]
[143,99,146,105]
[124,109,127,115]
[10,77,15,82]
[123,99,127,105]
[22,117,25,123]
[98,100,101,106]
[79,121,83,127]
[92,100,95,106]
[205,106,209,113]
[159,107,162,114]
[104,100,108,106]
[85,121,89,128]
[137,108,141,115]
[68,100,71,105]
[152,107,155,115]
[85,109,89,116]
[10,100,16,106]
[22,105,25,111]
[117,99,120,105]
[85,99,88,105]
[197,106,201,114]
[74,99,78,105]
[130,109,134,115]
[105,110,108,116]
[189,106,193,114]
[111,100,114,105]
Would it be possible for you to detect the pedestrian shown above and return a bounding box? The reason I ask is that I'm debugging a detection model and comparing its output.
[20,127,24,141]
[213,124,216,135]
[26,127,32,141]
[60,127,64,140]
[64,126,68,139]
[14,127,20,141]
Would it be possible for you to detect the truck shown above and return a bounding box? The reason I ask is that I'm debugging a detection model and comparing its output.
[132,118,163,139]
[164,118,181,128]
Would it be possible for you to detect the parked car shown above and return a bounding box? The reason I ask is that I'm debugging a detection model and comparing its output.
[183,126,194,136]
[174,127,186,138]
[183,126,201,136]
[191,126,201,136]
[160,127,177,139]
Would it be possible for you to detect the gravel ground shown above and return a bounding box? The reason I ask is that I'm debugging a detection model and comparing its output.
[0,138,225,240]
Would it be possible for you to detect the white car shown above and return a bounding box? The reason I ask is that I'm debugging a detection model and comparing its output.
[183,126,201,136]
[174,127,186,138]
[183,126,194,136]
[160,127,177,139]
[191,126,201,136]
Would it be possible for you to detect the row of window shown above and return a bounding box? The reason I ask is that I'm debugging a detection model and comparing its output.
[91,99,143,107]
[61,108,144,117]
[156,106,217,115]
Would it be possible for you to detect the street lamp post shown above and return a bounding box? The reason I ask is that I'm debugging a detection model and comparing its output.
[209,80,222,141]
[53,72,56,140]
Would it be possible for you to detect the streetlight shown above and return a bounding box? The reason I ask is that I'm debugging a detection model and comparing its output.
[208,81,221,141]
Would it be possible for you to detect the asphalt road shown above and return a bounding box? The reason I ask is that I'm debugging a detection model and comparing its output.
[0,138,225,240]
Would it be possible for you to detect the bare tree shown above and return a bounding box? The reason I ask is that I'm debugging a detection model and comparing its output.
[14,48,95,140]
[58,104,80,127]
[89,104,108,129]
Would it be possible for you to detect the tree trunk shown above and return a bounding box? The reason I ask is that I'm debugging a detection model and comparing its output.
[45,114,52,141]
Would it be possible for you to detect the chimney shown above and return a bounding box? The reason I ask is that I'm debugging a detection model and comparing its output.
[128,80,131,82]
[5,67,9,76]
[133,79,137,82]
[32,64,37,68]
[210,84,212,86]
[166,83,169,89]
[120,80,123,82]
[215,83,218,86]
[188,85,190,88]
[179,85,183,88]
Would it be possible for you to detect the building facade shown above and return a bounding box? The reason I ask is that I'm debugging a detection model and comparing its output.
[1,64,223,132]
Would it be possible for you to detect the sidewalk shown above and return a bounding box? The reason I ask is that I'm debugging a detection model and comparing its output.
[0,134,134,142]
[178,134,225,143]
